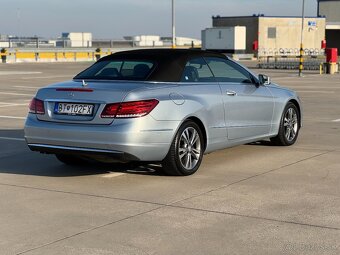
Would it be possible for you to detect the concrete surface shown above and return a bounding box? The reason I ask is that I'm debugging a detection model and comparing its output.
[0,62,339,254]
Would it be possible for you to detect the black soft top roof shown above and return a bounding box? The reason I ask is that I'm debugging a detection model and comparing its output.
[99,49,227,82]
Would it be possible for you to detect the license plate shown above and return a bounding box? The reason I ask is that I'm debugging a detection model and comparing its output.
[54,103,94,116]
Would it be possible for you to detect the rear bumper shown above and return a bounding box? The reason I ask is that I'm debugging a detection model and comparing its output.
[24,114,179,161]
[28,143,139,162]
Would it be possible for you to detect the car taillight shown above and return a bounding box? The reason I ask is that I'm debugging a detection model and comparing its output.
[101,103,120,118]
[29,97,45,114]
[101,99,159,118]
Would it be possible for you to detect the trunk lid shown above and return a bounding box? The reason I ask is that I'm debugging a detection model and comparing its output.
[35,80,146,125]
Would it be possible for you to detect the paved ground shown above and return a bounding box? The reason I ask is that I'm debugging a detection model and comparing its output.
[0,62,339,255]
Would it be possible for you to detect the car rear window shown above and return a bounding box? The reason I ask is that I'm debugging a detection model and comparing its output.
[74,60,155,81]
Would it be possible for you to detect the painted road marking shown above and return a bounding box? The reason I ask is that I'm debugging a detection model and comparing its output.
[0,102,26,105]
[21,75,71,80]
[14,86,41,89]
[101,172,126,178]
[0,103,28,108]
[0,115,26,120]
[0,136,25,142]
[0,71,42,76]
[288,86,340,89]
[0,92,35,96]
[332,119,340,122]
[296,90,335,94]
[273,74,321,79]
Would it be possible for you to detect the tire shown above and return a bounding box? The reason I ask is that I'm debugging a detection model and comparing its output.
[55,154,86,166]
[271,102,300,146]
[162,120,204,176]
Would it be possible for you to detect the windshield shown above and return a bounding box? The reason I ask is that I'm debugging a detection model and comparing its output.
[74,60,155,81]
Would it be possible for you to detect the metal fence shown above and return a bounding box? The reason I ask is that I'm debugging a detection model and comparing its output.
[258,48,326,70]
[0,38,56,48]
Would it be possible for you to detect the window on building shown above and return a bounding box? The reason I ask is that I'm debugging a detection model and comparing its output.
[268,27,277,39]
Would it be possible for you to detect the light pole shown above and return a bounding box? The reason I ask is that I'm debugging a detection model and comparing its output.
[299,0,306,77]
[172,0,176,48]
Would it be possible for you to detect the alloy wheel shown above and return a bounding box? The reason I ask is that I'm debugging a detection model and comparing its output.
[284,107,298,142]
[178,127,202,170]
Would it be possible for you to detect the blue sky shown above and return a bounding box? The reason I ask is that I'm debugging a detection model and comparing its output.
[0,0,318,39]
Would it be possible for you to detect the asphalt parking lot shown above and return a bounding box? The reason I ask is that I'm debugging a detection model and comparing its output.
[0,61,340,255]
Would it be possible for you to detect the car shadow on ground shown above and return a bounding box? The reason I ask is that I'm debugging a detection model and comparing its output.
[1,153,167,177]
[0,129,275,178]
[246,140,275,146]
[0,129,166,178]
[53,161,166,177]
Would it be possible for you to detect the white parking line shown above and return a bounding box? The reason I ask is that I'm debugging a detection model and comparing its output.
[272,74,321,79]
[0,71,42,76]
[287,86,340,89]
[0,92,35,96]
[0,136,25,142]
[0,103,28,108]
[296,90,335,94]
[14,86,41,89]
[21,75,71,80]
[0,115,26,120]
[101,172,126,178]
[332,119,340,122]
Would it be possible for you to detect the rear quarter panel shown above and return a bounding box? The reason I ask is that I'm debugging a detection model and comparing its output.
[123,82,228,152]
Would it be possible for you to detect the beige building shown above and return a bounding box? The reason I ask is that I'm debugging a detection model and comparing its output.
[318,0,340,51]
[213,15,326,56]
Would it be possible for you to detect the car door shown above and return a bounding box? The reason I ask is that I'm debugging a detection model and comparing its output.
[205,57,274,141]
[180,57,228,150]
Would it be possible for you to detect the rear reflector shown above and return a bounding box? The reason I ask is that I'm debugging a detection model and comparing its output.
[101,99,159,118]
[56,88,93,92]
[29,97,45,114]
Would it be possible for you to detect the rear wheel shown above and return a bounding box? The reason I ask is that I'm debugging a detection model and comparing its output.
[162,120,204,176]
[55,154,86,166]
[271,102,300,146]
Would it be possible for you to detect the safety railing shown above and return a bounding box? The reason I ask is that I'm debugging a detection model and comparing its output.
[258,56,326,70]
[258,48,325,57]
[257,48,326,70]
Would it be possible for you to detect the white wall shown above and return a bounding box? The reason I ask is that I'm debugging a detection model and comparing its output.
[202,27,246,51]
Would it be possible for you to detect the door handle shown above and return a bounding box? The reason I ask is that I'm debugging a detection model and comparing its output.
[226,90,237,96]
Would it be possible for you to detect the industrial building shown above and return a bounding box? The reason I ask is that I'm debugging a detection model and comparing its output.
[56,32,92,47]
[211,15,326,56]
[124,35,201,47]
[318,0,340,51]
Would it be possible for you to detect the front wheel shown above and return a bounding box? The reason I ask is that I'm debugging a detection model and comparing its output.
[162,120,204,176]
[271,102,300,146]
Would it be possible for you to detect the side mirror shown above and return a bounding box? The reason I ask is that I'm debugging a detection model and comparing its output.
[258,74,271,86]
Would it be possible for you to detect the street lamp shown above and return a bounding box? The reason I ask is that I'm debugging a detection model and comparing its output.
[172,0,176,48]
[299,0,306,77]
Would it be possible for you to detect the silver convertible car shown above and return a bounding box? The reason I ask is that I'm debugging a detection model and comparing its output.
[24,49,302,176]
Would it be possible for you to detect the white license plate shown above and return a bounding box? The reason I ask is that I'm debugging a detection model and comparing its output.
[55,103,94,116]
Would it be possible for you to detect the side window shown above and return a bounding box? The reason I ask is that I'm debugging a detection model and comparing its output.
[205,57,253,83]
[181,57,215,82]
